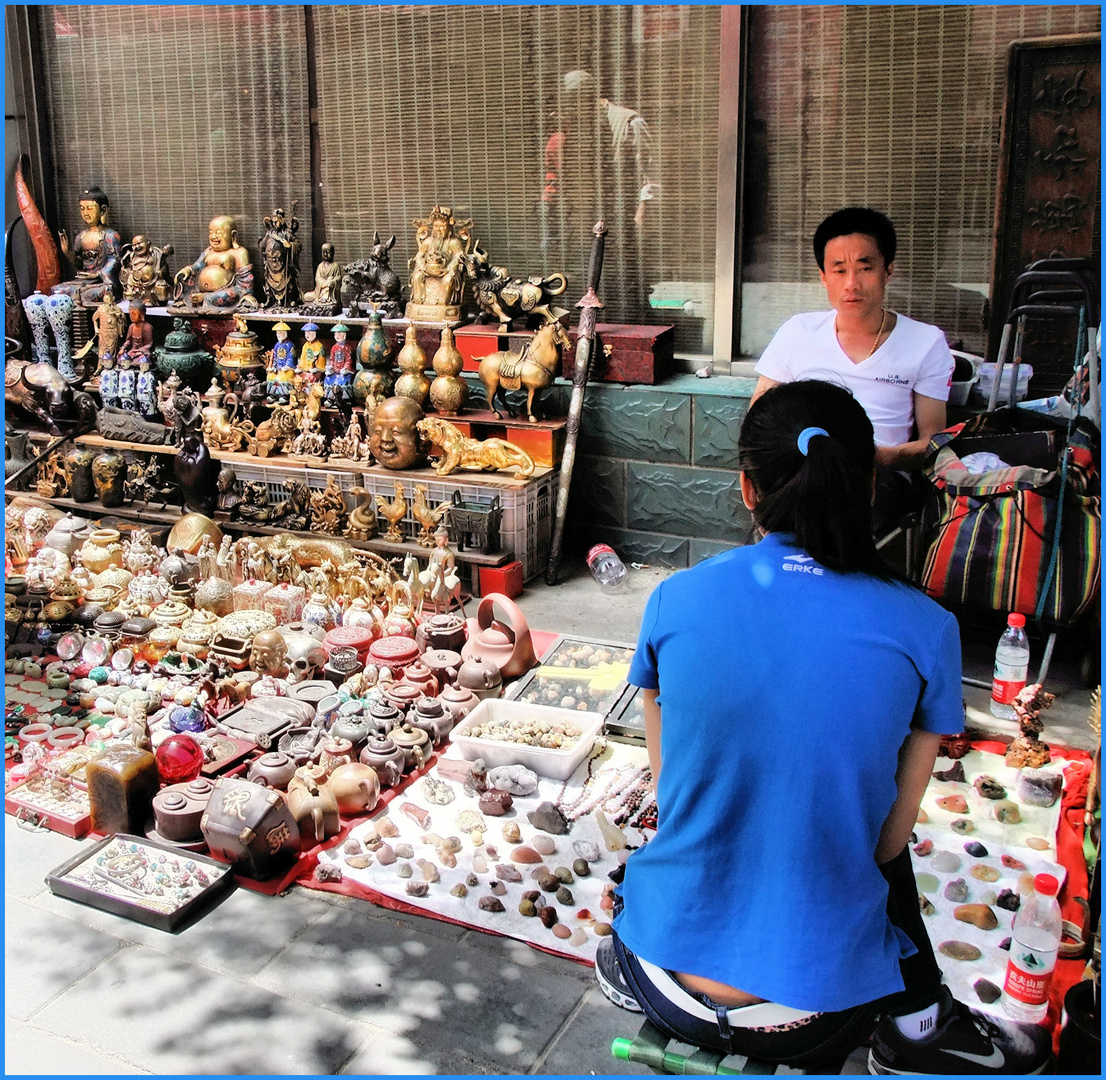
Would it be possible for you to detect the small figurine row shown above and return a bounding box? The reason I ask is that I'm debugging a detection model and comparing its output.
[266,321,354,407]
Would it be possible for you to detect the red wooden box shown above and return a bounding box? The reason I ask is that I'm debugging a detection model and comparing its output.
[559,323,675,385]
[479,560,524,599]
[453,325,504,372]
[6,776,92,838]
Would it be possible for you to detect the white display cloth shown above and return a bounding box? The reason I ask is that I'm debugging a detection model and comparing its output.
[316,738,651,962]
[910,748,1066,1017]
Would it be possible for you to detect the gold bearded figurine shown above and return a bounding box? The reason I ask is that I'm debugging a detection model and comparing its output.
[417,416,535,478]
[406,205,473,323]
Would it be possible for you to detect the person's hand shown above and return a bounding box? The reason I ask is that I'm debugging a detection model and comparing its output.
[58,228,70,256]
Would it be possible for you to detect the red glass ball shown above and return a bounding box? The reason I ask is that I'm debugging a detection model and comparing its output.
[155,734,205,784]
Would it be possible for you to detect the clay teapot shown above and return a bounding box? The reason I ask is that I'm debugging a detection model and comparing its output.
[421,648,461,688]
[461,594,538,679]
[409,695,451,745]
[359,734,406,788]
[286,782,341,846]
[456,653,503,701]
[366,699,404,735]
[383,678,424,716]
[402,660,439,698]
[417,611,466,653]
[327,761,382,816]
[248,751,298,790]
[439,683,479,724]
[390,722,431,773]
[330,707,375,749]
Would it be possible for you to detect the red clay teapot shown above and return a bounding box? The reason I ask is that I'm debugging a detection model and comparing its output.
[460,593,537,680]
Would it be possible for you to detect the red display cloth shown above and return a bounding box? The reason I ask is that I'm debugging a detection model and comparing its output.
[971,740,1092,1052]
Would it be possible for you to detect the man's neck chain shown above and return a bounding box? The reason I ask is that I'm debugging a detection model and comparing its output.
[836,309,888,361]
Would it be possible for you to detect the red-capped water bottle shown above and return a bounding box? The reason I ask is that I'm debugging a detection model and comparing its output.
[586,543,627,590]
[990,613,1030,720]
[1002,873,1062,1024]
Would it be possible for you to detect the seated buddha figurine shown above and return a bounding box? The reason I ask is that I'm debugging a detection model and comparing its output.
[51,186,122,305]
[301,242,343,317]
[120,234,174,305]
[406,205,473,322]
[171,215,258,313]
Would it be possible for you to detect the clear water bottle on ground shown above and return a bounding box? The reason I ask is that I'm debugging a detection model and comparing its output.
[587,543,627,589]
[1003,873,1062,1024]
[990,613,1029,720]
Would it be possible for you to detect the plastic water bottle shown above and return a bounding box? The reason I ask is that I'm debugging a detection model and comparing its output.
[586,543,627,589]
[990,613,1029,720]
[1003,873,1062,1024]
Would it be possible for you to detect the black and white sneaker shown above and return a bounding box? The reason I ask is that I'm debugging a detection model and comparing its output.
[868,987,1052,1074]
[595,937,643,1013]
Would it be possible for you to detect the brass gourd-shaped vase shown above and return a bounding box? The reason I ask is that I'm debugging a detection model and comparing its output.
[393,325,430,410]
[429,326,467,416]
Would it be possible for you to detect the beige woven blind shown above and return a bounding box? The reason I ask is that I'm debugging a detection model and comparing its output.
[313,5,721,354]
[39,5,313,285]
[740,4,1101,357]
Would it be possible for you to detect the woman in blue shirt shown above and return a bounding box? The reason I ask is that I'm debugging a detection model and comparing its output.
[597,380,1050,1075]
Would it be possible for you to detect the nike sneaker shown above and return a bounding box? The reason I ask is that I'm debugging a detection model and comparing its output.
[594,937,643,1013]
[868,986,1052,1074]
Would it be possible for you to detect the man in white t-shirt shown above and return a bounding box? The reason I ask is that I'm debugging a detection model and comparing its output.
[753,207,954,533]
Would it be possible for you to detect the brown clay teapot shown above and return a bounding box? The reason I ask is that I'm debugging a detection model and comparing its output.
[390,722,430,773]
[417,611,466,653]
[461,594,538,679]
[359,734,406,788]
[286,782,341,846]
[248,751,298,790]
[327,761,382,816]
[439,683,480,724]
[421,648,461,688]
[408,695,451,745]
[456,653,503,701]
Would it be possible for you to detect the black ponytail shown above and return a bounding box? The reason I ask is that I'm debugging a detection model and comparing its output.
[739,380,893,578]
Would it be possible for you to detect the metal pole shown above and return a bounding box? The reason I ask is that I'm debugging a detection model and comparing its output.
[545,221,607,586]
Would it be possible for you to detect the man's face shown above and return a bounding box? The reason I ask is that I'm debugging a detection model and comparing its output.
[370,399,422,469]
[819,233,893,322]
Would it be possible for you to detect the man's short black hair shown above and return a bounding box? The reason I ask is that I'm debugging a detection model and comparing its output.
[813,207,897,271]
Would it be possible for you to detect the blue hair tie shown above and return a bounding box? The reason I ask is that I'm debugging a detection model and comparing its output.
[797,426,829,456]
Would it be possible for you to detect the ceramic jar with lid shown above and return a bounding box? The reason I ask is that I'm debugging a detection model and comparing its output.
[262,582,305,625]
[232,578,270,612]
[79,529,124,575]
[439,683,480,725]
[341,596,380,636]
[390,722,431,773]
[247,751,298,790]
[83,585,122,610]
[417,612,466,653]
[301,591,341,632]
[324,625,374,666]
[151,600,191,628]
[127,571,167,609]
[359,733,407,787]
[380,602,417,639]
[367,635,420,678]
[42,514,91,559]
[195,572,234,617]
[66,447,97,502]
[421,648,461,688]
[456,653,503,700]
[409,695,451,744]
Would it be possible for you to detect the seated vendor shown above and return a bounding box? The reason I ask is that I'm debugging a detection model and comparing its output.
[597,379,1051,1076]
[753,207,954,535]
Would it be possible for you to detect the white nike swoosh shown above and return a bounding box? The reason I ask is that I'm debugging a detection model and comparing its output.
[945,1046,1005,1068]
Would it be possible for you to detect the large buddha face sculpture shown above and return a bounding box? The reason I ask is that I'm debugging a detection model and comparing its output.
[369,396,426,470]
[249,629,289,677]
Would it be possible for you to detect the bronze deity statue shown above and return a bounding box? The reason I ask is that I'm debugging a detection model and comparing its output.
[52,186,122,305]
[301,242,343,317]
[406,206,473,323]
[171,215,258,313]
[120,234,175,305]
[257,203,301,309]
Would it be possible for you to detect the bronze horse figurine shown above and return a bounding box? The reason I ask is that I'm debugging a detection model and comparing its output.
[477,320,570,422]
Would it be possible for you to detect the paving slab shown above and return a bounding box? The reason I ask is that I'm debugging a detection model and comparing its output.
[254,902,591,1074]
[33,945,375,1074]
[5,1020,147,1075]
[4,817,92,900]
[30,873,330,979]
[533,985,654,1075]
[6,896,123,1021]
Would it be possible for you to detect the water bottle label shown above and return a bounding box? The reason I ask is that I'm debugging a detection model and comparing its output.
[991,659,1028,704]
[1003,944,1058,1005]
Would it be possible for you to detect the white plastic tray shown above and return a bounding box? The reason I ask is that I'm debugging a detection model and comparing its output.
[448,699,604,779]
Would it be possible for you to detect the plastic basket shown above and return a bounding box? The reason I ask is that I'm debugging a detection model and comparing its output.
[230,460,362,510]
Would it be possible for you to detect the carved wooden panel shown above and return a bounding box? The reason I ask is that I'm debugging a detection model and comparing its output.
[989,35,1100,393]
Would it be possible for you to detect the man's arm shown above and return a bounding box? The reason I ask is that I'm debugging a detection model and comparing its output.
[874,728,942,865]
[752,375,781,403]
[874,392,946,471]
[643,688,661,793]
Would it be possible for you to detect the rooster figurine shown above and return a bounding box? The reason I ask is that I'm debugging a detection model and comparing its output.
[375,480,408,543]
[411,483,452,547]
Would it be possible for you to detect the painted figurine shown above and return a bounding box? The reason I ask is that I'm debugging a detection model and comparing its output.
[136,355,158,418]
[116,352,137,411]
[266,320,297,402]
[171,214,257,312]
[74,292,126,375]
[301,241,343,317]
[97,353,120,408]
[258,203,301,309]
[117,300,154,367]
[52,185,122,304]
[120,234,174,305]
[323,323,354,406]
[296,323,326,385]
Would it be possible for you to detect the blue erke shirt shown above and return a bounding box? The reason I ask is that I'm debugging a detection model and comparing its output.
[616,533,963,1013]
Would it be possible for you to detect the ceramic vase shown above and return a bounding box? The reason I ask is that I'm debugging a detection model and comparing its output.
[45,292,75,380]
[22,291,51,364]
[66,446,97,502]
[91,450,127,508]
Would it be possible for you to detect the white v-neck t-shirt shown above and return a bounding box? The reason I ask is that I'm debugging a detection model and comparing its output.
[754,310,954,447]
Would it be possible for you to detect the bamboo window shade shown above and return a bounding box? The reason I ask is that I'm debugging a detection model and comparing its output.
[38,5,313,286]
[740,4,1101,357]
[312,5,720,353]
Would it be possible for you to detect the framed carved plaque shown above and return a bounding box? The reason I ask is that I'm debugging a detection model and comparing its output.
[989,34,1100,393]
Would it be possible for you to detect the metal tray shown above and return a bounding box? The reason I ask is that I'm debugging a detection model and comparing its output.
[46,832,235,932]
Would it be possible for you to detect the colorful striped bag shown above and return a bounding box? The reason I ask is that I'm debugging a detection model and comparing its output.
[919,411,1100,626]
